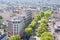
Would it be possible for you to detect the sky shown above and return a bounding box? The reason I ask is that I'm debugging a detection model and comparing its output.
[0,0,60,5]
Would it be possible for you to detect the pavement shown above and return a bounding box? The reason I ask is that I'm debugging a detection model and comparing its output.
[48,22,55,34]
[54,21,60,40]
[57,34,60,40]
[49,18,60,40]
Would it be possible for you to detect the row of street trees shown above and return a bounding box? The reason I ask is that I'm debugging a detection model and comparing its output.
[25,10,53,40]
[36,10,53,40]
[25,13,41,36]
[36,16,48,37]
[24,13,42,40]
[9,35,21,40]
[40,32,53,40]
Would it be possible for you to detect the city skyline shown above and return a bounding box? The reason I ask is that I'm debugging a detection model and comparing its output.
[0,0,60,5]
[0,0,60,40]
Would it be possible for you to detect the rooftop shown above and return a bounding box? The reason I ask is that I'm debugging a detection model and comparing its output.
[8,16,24,23]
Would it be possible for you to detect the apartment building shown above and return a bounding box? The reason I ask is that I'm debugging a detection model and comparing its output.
[8,16,25,35]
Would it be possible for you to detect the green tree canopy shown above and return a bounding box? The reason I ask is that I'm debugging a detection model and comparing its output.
[40,23,47,30]
[44,10,52,18]
[40,12,44,17]
[3,25,7,32]
[41,18,48,24]
[41,32,53,40]
[28,20,37,29]
[25,27,33,36]
[36,26,47,37]
[37,23,48,37]
[9,35,21,40]
[41,16,47,19]
[0,16,3,19]
[34,13,41,20]
[34,14,39,20]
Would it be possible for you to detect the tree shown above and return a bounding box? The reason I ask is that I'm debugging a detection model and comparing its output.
[37,13,41,20]
[34,14,39,20]
[28,24,35,29]
[41,18,48,24]
[9,36,14,40]
[28,20,37,29]
[0,22,3,29]
[40,23,47,30]
[15,35,21,40]
[36,26,47,37]
[37,23,48,37]
[40,32,53,40]
[34,13,41,21]
[41,16,47,19]
[25,27,33,36]
[3,25,7,32]
[44,10,52,18]
[9,35,21,40]
[0,16,3,19]
[34,19,38,22]
[40,12,44,17]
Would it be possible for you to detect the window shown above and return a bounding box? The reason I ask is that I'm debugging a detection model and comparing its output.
[14,31,17,35]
